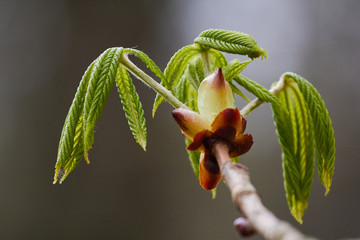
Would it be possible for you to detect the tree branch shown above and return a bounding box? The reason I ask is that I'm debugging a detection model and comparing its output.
[120,54,189,110]
[212,142,316,240]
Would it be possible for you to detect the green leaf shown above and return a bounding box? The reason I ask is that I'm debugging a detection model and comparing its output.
[223,59,252,102]
[175,75,187,104]
[116,66,147,150]
[186,56,204,90]
[234,74,281,107]
[194,29,268,59]
[123,48,167,86]
[228,81,251,103]
[183,57,203,111]
[207,51,251,102]
[208,49,228,69]
[54,61,96,184]
[271,78,315,223]
[174,60,202,111]
[185,81,199,112]
[207,49,252,102]
[122,48,168,120]
[174,56,205,112]
[185,138,200,177]
[283,73,336,195]
[152,94,165,117]
[82,48,124,161]
[152,44,200,116]
[223,59,252,81]
[165,44,201,88]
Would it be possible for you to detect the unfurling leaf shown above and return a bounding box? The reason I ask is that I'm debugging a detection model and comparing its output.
[186,56,204,90]
[207,50,249,102]
[116,66,147,150]
[175,75,187,105]
[194,29,268,59]
[178,58,205,176]
[271,78,315,223]
[152,44,201,116]
[165,45,201,88]
[176,56,203,111]
[282,73,336,195]
[208,49,228,69]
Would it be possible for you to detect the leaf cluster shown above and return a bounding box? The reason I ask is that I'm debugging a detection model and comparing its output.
[271,74,335,223]
[54,48,164,183]
[54,29,335,224]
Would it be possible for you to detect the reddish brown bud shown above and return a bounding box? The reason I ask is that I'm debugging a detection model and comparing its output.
[172,108,207,140]
[199,152,221,190]
[234,217,256,237]
[171,69,254,192]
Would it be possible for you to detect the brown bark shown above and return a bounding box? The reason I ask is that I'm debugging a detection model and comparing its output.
[212,142,316,240]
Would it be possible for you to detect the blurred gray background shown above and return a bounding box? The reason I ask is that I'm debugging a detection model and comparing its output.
[1,0,359,239]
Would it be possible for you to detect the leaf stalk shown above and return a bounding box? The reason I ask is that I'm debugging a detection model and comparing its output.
[240,77,286,117]
[201,51,211,77]
[121,54,189,110]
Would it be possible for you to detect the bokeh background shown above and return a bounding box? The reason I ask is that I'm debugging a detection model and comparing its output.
[1,1,359,239]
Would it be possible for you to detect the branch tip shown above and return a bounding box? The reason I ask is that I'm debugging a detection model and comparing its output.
[234,217,255,237]
[211,141,314,240]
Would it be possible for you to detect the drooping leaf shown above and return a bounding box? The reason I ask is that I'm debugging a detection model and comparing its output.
[82,48,124,161]
[122,48,168,119]
[282,73,336,195]
[235,74,282,109]
[271,78,315,223]
[54,61,96,184]
[116,66,147,150]
[152,44,200,116]
[152,94,165,117]
[194,29,268,59]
